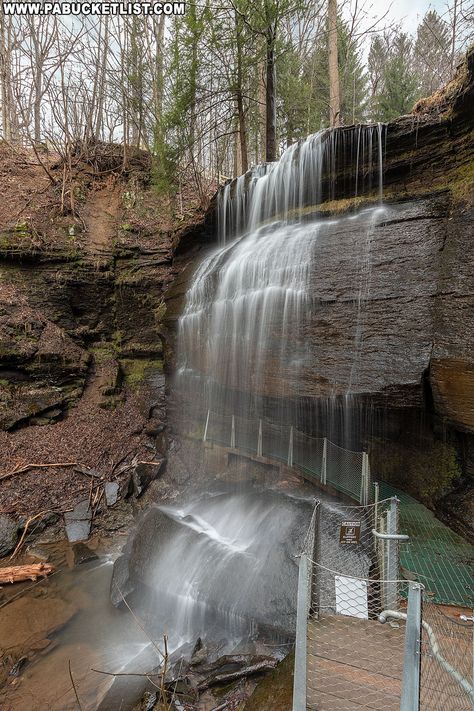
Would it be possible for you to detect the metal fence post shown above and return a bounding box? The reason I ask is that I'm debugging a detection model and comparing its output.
[288,426,294,467]
[310,503,321,617]
[401,582,422,711]
[360,452,370,505]
[386,497,400,611]
[374,481,379,526]
[231,415,236,448]
[321,437,327,485]
[293,552,309,711]
[257,419,263,457]
[203,409,210,442]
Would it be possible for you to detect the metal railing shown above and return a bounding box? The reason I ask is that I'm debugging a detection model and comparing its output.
[202,410,371,505]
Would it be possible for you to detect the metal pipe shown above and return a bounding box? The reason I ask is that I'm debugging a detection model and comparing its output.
[401,582,422,711]
[372,530,409,541]
[379,609,474,698]
[203,409,210,442]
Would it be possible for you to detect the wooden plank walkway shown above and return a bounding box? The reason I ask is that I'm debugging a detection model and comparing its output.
[306,614,472,711]
[306,615,405,711]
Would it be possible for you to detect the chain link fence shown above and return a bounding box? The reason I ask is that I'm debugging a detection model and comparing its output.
[306,499,409,710]
[203,410,370,504]
[294,499,474,711]
[420,597,473,710]
[378,482,474,608]
[199,411,474,710]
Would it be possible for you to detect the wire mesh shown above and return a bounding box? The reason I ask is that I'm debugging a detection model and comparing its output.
[234,413,259,454]
[261,421,292,463]
[302,499,410,710]
[379,482,474,608]
[202,411,370,506]
[420,596,473,711]
[293,431,324,481]
[296,498,474,710]
[206,411,232,446]
[307,500,409,709]
[325,440,364,503]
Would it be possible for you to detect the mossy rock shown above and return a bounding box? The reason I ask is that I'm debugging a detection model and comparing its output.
[244,652,294,711]
[119,358,163,387]
[370,437,461,506]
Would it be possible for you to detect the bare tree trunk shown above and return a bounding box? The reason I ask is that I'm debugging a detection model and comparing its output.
[153,15,166,118]
[95,17,109,140]
[33,52,43,144]
[236,91,248,173]
[233,9,248,174]
[450,0,458,73]
[265,28,277,162]
[258,59,266,163]
[0,12,13,141]
[328,0,340,127]
[233,123,242,177]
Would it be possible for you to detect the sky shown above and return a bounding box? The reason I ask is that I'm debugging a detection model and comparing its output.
[373,0,449,31]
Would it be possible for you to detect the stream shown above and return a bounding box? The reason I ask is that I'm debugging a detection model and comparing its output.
[1,482,326,710]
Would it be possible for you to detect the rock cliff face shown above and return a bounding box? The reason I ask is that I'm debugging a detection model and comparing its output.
[165,48,474,535]
[0,152,199,535]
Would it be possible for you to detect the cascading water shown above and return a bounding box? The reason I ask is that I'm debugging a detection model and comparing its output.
[176,124,387,441]
[122,489,314,650]
[95,126,394,710]
[216,125,385,245]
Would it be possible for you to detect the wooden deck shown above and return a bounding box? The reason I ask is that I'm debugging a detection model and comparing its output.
[306,614,472,711]
[306,615,405,711]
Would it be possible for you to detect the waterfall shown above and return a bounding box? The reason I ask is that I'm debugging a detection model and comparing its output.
[176,125,387,439]
[118,490,313,650]
[216,124,385,244]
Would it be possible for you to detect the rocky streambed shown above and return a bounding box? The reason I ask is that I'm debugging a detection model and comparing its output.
[0,461,321,711]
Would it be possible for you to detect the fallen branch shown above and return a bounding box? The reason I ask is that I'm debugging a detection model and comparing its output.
[68,660,84,711]
[0,462,77,482]
[198,659,277,691]
[91,668,162,678]
[0,562,55,584]
[10,510,49,559]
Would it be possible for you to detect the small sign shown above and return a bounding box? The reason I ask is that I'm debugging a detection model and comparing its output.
[339,520,361,545]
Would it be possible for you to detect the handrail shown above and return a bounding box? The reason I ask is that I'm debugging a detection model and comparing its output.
[201,408,371,505]
[204,409,366,456]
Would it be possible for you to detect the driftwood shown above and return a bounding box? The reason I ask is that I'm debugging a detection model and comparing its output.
[197,654,272,674]
[0,562,55,584]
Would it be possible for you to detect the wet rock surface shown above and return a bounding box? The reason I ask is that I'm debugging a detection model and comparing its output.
[64,499,92,542]
[164,50,474,527]
[111,488,312,638]
[0,515,17,557]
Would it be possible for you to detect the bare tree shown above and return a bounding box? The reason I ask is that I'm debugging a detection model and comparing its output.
[0,11,16,141]
[328,0,340,126]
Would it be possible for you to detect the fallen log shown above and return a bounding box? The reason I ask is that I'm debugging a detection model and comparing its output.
[0,563,54,584]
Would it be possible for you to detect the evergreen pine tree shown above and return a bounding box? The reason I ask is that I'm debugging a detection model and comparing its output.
[375,33,419,120]
[414,10,451,96]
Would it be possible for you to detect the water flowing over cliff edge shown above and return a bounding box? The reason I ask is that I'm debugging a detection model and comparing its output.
[166,47,474,534]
